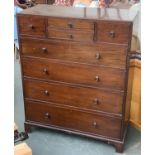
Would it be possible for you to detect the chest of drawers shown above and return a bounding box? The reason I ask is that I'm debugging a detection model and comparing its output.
[17,4,133,153]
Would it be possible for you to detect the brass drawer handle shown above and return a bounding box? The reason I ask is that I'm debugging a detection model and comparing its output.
[43,68,48,74]
[68,34,73,39]
[28,24,34,30]
[109,31,115,38]
[67,23,73,28]
[42,47,47,53]
[95,76,100,82]
[44,112,50,119]
[44,90,49,95]
[96,53,100,60]
[93,98,99,105]
[92,122,97,128]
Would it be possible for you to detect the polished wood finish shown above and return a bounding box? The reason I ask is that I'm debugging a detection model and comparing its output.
[48,29,94,42]
[33,0,47,4]
[17,5,134,153]
[26,100,122,139]
[22,57,125,90]
[24,79,123,115]
[97,21,132,44]
[20,37,127,68]
[48,18,94,30]
[18,15,46,37]
[18,4,135,22]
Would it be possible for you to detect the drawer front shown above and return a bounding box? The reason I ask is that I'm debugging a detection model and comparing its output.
[48,29,94,42]
[18,15,46,37]
[22,57,126,90]
[24,79,123,114]
[33,0,46,4]
[97,21,132,44]
[25,100,122,139]
[48,18,94,30]
[20,38,127,69]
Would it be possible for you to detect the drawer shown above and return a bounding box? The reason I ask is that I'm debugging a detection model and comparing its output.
[33,0,46,4]
[48,18,94,30]
[48,29,94,42]
[24,79,123,115]
[25,100,122,139]
[20,38,127,69]
[97,21,132,44]
[22,57,126,90]
[17,15,46,37]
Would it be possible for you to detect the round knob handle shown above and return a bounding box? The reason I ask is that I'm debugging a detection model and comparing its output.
[68,34,73,39]
[43,68,48,74]
[28,24,34,30]
[96,53,100,60]
[92,122,97,128]
[93,98,99,105]
[44,112,50,119]
[67,23,73,28]
[42,47,47,53]
[109,31,115,38]
[95,76,100,82]
[44,90,49,95]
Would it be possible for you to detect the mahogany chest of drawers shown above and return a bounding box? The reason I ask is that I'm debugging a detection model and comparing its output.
[17,4,133,152]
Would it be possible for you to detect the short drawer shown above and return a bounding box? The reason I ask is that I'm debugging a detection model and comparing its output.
[24,79,123,115]
[25,100,122,139]
[48,29,94,42]
[33,0,46,4]
[17,15,46,37]
[97,21,132,44]
[48,18,94,30]
[20,38,127,69]
[22,57,126,90]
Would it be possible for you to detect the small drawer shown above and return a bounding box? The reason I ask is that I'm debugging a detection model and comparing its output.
[25,100,122,139]
[97,21,132,44]
[33,0,46,4]
[17,15,46,37]
[20,38,127,69]
[48,29,94,42]
[24,79,123,115]
[22,57,126,90]
[48,18,94,30]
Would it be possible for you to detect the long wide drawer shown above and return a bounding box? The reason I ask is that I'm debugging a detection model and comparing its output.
[22,57,126,90]
[24,79,123,115]
[20,38,127,69]
[25,100,122,139]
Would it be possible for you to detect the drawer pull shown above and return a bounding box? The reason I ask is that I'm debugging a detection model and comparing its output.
[93,98,99,105]
[42,47,47,53]
[95,76,100,82]
[92,122,97,128]
[44,112,50,119]
[43,68,48,74]
[67,23,73,28]
[96,53,100,60]
[28,24,34,30]
[109,31,115,38]
[68,34,73,39]
[44,90,49,95]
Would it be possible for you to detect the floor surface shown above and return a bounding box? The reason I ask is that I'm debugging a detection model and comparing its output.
[14,59,141,155]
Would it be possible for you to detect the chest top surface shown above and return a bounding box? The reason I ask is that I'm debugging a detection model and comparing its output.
[18,4,136,22]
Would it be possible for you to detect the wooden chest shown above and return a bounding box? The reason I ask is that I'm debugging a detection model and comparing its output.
[17,4,133,152]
